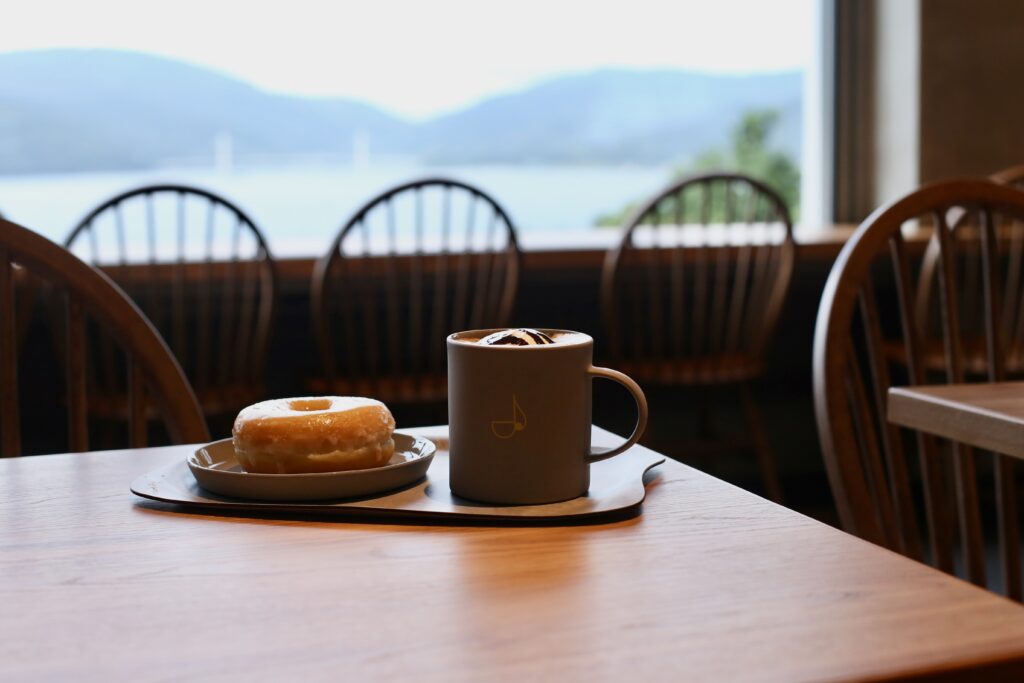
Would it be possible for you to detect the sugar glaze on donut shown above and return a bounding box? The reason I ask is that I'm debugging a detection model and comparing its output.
[232,396,396,474]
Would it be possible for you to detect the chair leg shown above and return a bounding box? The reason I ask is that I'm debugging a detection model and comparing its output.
[739,385,784,503]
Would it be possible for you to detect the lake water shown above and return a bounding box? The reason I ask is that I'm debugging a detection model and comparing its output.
[0,163,673,256]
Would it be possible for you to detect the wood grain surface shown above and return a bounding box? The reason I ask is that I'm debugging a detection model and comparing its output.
[888,382,1024,458]
[3,426,1024,682]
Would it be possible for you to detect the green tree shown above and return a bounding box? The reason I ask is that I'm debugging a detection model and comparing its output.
[595,108,800,226]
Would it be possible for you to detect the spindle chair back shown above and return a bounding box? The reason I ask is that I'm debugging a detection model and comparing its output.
[914,168,1024,375]
[0,217,208,456]
[601,173,794,382]
[65,184,276,418]
[311,178,520,403]
[814,179,1024,601]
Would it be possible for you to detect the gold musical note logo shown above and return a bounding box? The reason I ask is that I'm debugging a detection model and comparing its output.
[491,394,527,439]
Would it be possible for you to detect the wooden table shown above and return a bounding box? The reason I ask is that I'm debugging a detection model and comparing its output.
[888,382,1024,458]
[4,426,1024,682]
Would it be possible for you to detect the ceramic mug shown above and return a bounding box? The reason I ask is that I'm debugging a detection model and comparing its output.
[446,329,648,504]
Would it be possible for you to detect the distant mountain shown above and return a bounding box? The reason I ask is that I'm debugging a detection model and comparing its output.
[0,50,801,174]
[0,50,412,174]
[419,69,801,164]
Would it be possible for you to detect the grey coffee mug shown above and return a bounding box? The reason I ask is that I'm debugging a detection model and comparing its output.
[446,329,648,505]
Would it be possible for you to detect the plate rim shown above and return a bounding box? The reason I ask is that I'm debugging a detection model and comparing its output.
[188,433,436,480]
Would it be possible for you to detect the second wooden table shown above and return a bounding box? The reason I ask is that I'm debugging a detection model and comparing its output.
[887,381,1024,458]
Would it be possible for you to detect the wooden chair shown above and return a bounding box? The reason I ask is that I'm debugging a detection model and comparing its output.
[913,166,1024,376]
[991,164,1024,186]
[65,184,276,420]
[814,178,1024,601]
[601,172,795,501]
[311,177,521,404]
[0,216,209,456]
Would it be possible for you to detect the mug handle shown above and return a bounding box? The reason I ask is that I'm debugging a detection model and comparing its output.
[586,366,648,463]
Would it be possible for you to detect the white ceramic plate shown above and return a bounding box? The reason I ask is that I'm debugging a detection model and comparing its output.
[187,433,435,502]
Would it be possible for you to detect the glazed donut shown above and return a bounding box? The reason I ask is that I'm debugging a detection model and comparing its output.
[232,397,396,474]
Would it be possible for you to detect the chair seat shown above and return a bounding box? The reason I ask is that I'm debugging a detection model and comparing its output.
[306,375,448,404]
[884,338,1024,377]
[617,355,766,386]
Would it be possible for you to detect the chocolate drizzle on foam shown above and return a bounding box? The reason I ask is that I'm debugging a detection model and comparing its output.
[480,328,556,346]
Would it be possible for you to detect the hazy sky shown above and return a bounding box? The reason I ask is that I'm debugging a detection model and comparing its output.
[1,0,815,118]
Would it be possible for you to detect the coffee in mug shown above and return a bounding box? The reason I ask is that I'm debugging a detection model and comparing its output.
[446,328,648,504]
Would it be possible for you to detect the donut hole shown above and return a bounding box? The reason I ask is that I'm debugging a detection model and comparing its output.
[289,398,332,412]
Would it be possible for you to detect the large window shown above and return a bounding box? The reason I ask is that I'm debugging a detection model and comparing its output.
[0,0,817,252]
